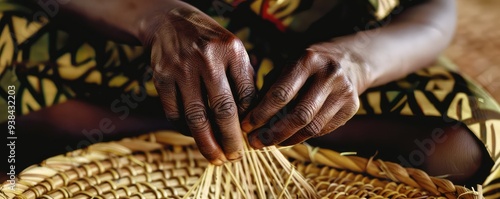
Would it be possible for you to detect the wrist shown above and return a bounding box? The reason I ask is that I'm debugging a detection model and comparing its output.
[310,41,373,95]
[136,1,205,47]
[335,36,377,94]
[341,48,372,95]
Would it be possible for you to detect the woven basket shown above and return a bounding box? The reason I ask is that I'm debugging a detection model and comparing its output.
[0,131,481,199]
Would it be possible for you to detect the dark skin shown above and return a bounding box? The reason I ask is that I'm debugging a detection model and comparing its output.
[243,0,457,147]
[48,0,455,165]
[61,0,256,164]
[144,8,256,163]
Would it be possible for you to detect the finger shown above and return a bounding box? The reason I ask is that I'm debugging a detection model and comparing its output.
[247,76,331,148]
[153,73,192,136]
[241,63,310,133]
[153,75,181,120]
[204,71,244,161]
[178,78,227,165]
[227,45,256,115]
[319,102,358,135]
[151,53,188,133]
[281,94,359,146]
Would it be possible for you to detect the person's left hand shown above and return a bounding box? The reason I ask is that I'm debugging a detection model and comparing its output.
[241,43,369,148]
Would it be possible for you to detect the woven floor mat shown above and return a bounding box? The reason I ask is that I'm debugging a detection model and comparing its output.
[0,131,481,199]
[445,0,500,102]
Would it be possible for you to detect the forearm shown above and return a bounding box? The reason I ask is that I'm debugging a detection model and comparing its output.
[52,0,195,43]
[328,0,456,92]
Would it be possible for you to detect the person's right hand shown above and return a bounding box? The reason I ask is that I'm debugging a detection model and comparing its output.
[139,5,256,165]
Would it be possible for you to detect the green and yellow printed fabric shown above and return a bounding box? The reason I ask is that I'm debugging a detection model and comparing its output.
[0,1,153,116]
[1,0,500,197]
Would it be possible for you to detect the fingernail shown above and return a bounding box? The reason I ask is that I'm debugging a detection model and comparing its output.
[211,158,225,166]
[241,120,253,133]
[248,133,265,149]
[227,151,242,162]
[251,140,265,149]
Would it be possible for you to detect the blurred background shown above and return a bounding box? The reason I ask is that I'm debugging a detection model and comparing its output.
[445,0,500,102]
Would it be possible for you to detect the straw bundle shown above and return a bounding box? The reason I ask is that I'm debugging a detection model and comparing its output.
[0,131,482,199]
[183,137,317,198]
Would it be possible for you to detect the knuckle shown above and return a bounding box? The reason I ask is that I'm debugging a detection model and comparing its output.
[302,49,327,66]
[270,85,294,105]
[211,93,237,120]
[226,36,244,50]
[302,49,320,62]
[303,119,324,137]
[238,81,256,112]
[340,90,360,115]
[290,104,315,126]
[303,48,340,75]
[212,35,243,55]
[150,57,166,74]
[322,120,341,134]
[184,102,209,131]
[346,100,360,115]
[201,37,239,63]
[342,80,356,94]
[165,109,181,121]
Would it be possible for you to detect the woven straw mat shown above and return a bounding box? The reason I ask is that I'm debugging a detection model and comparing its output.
[0,131,481,199]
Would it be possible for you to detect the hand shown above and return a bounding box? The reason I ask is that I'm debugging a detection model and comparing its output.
[140,6,255,164]
[241,44,368,148]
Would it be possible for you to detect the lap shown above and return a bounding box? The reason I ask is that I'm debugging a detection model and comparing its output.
[309,115,491,186]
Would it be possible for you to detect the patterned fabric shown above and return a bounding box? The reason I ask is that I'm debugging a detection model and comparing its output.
[1,0,500,197]
[0,1,153,116]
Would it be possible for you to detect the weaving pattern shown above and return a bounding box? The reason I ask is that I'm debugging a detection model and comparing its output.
[0,131,482,199]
